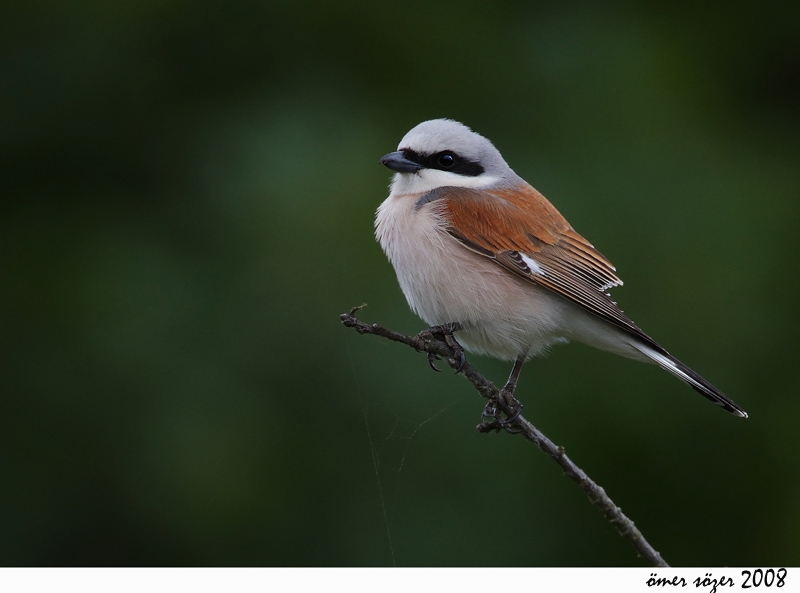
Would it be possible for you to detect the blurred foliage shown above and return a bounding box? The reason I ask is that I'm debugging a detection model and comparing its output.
[1,0,799,566]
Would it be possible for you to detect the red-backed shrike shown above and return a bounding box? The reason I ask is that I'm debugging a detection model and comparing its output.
[375,119,747,420]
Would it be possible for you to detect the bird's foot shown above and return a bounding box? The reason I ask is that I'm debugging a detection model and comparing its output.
[477,389,523,434]
[412,322,466,373]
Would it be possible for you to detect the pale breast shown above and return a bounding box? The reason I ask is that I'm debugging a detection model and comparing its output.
[375,192,571,360]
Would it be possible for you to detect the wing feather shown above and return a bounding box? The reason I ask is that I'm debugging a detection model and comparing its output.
[429,184,662,350]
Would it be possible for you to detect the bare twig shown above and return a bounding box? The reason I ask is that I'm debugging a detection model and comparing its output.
[340,305,668,567]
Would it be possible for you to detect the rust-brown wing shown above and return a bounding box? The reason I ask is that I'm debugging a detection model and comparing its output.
[423,184,657,346]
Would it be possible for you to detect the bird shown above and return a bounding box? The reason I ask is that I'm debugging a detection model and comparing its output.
[374,118,747,423]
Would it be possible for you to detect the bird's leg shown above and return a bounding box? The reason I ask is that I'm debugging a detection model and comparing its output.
[499,355,525,411]
[481,354,526,433]
[412,322,466,373]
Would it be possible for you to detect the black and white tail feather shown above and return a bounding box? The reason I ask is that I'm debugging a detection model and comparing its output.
[632,341,747,418]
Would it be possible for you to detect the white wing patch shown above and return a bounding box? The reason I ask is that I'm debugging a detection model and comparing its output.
[520,253,544,276]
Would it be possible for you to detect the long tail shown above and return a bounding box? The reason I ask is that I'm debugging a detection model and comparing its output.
[632,342,748,418]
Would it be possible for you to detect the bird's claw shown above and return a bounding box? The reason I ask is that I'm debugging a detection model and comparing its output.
[414,323,466,374]
[477,393,523,434]
[446,336,467,373]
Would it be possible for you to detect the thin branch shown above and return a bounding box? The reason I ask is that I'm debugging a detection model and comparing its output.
[340,305,668,567]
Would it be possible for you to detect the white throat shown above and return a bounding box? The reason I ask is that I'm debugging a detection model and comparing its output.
[390,169,501,196]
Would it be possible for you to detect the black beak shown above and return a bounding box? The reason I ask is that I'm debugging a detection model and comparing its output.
[379,151,421,173]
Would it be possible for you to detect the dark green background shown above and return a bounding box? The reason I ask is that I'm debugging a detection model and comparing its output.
[2,1,799,566]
